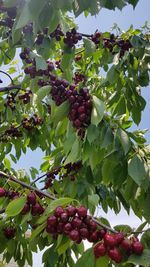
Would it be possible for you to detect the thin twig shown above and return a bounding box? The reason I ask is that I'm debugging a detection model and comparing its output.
[0,85,21,93]
[31,173,47,185]
[0,171,56,200]
[0,70,14,85]
[93,218,118,234]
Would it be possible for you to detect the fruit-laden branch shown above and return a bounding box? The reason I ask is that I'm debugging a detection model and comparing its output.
[0,170,118,233]
[0,84,21,93]
[0,171,56,200]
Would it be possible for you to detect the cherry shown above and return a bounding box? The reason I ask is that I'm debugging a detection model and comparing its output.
[108,248,122,263]
[21,203,30,215]
[27,192,36,205]
[69,230,80,241]
[114,232,125,245]
[0,187,6,197]
[71,217,82,229]
[57,222,64,234]
[74,119,81,128]
[94,243,106,258]
[54,206,64,217]
[97,229,107,239]
[88,220,97,231]
[46,225,56,234]
[104,233,116,248]
[80,228,89,239]
[132,241,144,255]
[47,215,57,226]
[60,212,69,223]
[66,206,76,216]
[4,227,16,239]
[121,238,132,251]
[88,231,99,243]
[63,223,72,234]
[77,206,87,218]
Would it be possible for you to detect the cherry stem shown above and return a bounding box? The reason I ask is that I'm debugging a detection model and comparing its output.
[0,171,56,200]
[0,70,14,85]
[0,84,21,93]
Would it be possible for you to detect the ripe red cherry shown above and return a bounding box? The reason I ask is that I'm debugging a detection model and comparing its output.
[114,232,125,245]
[78,106,85,114]
[63,223,72,234]
[47,215,57,226]
[94,243,106,258]
[121,239,132,251]
[97,229,107,239]
[71,217,82,229]
[88,220,97,231]
[57,222,64,234]
[69,230,80,241]
[27,191,36,205]
[4,227,16,239]
[88,231,99,243]
[80,228,89,239]
[54,206,64,217]
[77,206,87,218]
[66,205,76,216]
[104,233,116,248]
[132,241,144,255]
[108,248,122,263]
[0,187,6,197]
[21,203,30,215]
[74,119,81,128]
[31,203,44,216]
[79,113,86,121]
[60,212,69,223]
[46,225,56,234]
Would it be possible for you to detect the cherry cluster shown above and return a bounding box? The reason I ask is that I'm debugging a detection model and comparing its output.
[5,93,16,110]
[45,161,82,188]
[22,191,45,216]
[73,72,86,84]
[46,205,101,243]
[67,87,92,133]
[50,25,64,41]
[0,187,19,199]
[0,2,16,28]
[64,28,82,48]
[22,114,43,131]
[91,31,132,56]
[18,89,32,104]
[94,232,144,264]
[5,127,22,138]
[50,76,69,106]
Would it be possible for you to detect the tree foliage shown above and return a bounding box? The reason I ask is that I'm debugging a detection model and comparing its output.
[0,0,150,266]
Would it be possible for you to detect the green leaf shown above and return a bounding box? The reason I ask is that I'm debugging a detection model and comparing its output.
[114,224,133,234]
[6,196,26,217]
[75,248,95,267]
[3,0,18,7]
[52,101,70,125]
[4,158,11,170]
[35,55,47,70]
[57,236,73,255]
[36,85,51,101]
[117,128,131,155]
[88,194,100,207]
[107,65,118,83]
[30,222,46,241]
[128,155,147,186]
[15,2,32,30]
[91,96,105,126]
[83,38,96,56]
[127,249,150,267]
[95,255,109,267]
[64,138,80,164]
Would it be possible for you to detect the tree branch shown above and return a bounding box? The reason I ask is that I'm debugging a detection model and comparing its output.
[0,85,21,93]
[0,70,14,85]
[0,171,56,200]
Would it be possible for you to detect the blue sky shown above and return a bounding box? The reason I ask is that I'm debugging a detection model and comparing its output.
[0,1,150,265]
